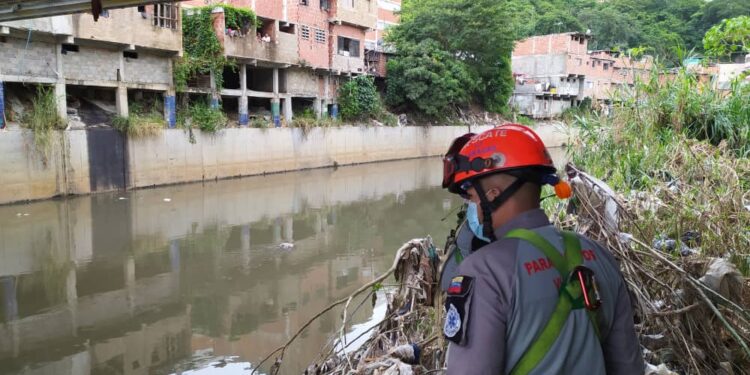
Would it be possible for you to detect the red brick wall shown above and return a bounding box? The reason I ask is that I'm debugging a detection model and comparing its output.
[366,1,399,45]
[211,10,225,46]
[253,0,282,20]
[295,2,331,69]
[182,0,205,7]
[513,33,589,56]
[374,53,388,77]
[227,0,251,9]
[378,8,398,23]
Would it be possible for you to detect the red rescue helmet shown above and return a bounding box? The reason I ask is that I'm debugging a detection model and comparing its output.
[443,124,570,242]
[446,124,557,194]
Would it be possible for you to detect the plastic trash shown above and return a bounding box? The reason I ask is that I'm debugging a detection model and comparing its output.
[699,257,743,304]
[163,198,172,202]
[566,166,619,232]
[645,363,678,375]
[389,344,420,365]
[652,234,697,256]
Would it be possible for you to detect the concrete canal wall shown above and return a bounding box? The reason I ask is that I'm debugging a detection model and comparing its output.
[0,124,568,205]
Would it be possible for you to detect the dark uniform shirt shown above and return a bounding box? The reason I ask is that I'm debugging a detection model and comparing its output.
[445,209,643,374]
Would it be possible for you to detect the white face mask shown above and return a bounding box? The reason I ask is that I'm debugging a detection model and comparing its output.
[466,202,490,242]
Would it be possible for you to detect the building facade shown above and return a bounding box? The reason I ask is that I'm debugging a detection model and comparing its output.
[0,0,378,129]
[185,0,376,125]
[510,32,653,119]
[0,5,182,127]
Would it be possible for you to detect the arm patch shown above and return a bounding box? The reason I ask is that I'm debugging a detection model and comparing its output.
[444,276,474,345]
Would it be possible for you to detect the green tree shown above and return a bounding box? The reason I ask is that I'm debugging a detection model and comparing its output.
[696,0,750,37]
[520,0,746,63]
[386,40,476,117]
[338,75,380,120]
[532,8,584,36]
[386,0,518,117]
[578,6,642,51]
[703,16,750,59]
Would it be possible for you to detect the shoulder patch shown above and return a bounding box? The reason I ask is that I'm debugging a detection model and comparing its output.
[447,276,473,296]
[443,275,474,345]
[444,303,461,337]
[447,276,464,294]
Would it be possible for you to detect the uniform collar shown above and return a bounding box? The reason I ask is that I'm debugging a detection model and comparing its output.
[492,208,551,240]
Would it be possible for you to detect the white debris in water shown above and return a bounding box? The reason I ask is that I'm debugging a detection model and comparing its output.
[278,242,294,250]
[118,197,127,200]
[23,213,29,216]
[163,198,172,202]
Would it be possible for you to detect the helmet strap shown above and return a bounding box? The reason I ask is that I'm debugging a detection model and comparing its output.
[472,177,527,242]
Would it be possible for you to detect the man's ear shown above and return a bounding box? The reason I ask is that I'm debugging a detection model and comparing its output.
[484,186,502,202]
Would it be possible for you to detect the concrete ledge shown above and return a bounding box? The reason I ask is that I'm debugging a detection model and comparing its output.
[0,124,568,205]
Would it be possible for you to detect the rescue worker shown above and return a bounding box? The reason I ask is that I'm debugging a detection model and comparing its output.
[442,124,642,374]
[439,132,489,291]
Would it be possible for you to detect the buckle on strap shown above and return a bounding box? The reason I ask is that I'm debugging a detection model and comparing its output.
[570,265,602,311]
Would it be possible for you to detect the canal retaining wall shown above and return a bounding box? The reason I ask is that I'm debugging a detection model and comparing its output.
[0,124,568,205]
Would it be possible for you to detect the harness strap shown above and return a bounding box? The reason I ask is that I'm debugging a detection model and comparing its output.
[504,229,599,375]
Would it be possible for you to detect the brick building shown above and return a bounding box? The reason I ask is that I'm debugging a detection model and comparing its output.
[0,5,182,127]
[183,0,377,125]
[511,32,653,119]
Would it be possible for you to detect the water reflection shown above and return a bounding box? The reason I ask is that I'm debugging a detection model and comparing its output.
[0,158,459,375]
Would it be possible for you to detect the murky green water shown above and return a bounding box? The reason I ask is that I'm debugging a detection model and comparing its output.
[0,158,461,375]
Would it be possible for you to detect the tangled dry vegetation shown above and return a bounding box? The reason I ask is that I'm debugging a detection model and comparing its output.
[560,66,750,374]
[559,163,749,375]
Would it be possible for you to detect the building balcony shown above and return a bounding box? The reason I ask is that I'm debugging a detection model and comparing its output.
[72,6,182,53]
[332,53,365,74]
[1,7,182,53]
[331,1,376,29]
[223,30,298,66]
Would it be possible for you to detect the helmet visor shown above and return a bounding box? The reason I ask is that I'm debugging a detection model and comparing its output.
[441,133,475,188]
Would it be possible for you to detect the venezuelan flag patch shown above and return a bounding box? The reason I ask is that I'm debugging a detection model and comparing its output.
[447,276,464,295]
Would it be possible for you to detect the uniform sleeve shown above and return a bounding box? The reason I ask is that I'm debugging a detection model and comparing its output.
[602,276,644,374]
[446,265,510,374]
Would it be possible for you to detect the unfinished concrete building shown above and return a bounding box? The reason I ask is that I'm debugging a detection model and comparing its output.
[183,0,377,126]
[0,6,182,128]
[0,0,378,129]
[511,32,652,118]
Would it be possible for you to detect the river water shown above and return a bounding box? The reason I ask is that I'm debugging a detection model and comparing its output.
[0,158,463,375]
[0,146,568,375]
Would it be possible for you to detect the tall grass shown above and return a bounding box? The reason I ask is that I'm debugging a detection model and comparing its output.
[112,99,166,137]
[22,86,65,162]
[565,64,750,270]
[611,66,750,157]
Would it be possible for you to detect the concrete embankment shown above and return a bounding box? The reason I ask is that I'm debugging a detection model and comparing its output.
[0,124,569,205]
